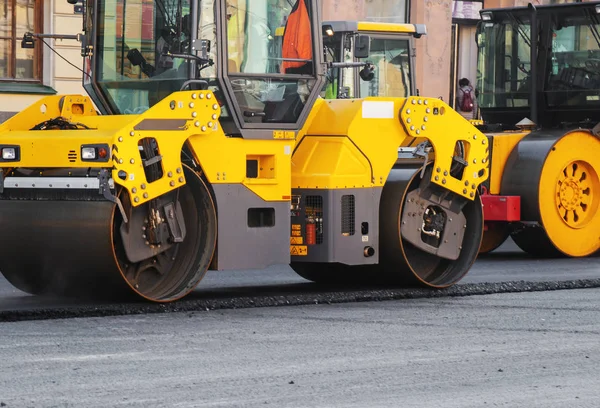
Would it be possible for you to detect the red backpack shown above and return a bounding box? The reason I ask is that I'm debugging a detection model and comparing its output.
[460,88,474,112]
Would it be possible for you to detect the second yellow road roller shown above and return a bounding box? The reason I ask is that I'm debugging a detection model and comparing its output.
[474,2,600,257]
[0,0,489,301]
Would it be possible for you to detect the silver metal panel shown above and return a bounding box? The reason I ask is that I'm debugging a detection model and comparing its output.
[211,183,290,270]
[332,188,381,265]
[414,24,427,36]
[400,189,466,260]
[2,177,113,189]
[292,187,382,265]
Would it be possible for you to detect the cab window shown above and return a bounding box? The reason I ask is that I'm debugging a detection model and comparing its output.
[225,0,316,124]
[359,37,411,98]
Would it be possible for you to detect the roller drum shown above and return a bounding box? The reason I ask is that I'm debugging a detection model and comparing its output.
[0,200,129,298]
[378,165,483,288]
[478,222,511,254]
[0,165,217,302]
[501,130,600,257]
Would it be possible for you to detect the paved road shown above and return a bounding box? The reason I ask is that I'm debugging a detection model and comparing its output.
[1,288,599,407]
[2,239,600,308]
[2,239,600,317]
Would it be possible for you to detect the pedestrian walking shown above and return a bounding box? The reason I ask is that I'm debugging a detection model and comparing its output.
[456,77,478,120]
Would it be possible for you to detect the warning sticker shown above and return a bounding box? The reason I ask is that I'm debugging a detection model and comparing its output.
[290,236,304,245]
[291,230,302,237]
[291,224,301,231]
[290,245,308,256]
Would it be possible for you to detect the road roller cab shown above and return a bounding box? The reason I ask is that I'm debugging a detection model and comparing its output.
[0,0,490,302]
[474,1,600,257]
[318,21,425,100]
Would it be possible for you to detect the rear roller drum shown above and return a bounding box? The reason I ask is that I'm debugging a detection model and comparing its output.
[502,130,600,257]
[0,165,217,302]
[377,165,484,288]
[290,263,367,285]
[510,227,561,258]
[479,222,511,254]
[291,165,484,288]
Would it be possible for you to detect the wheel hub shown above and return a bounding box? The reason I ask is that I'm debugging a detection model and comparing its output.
[555,160,595,228]
[558,178,582,211]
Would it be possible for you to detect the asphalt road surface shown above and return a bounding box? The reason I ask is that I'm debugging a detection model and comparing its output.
[1,289,599,407]
[1,239,600,320]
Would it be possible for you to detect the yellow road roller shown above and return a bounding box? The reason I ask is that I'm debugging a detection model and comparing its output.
[0,0,489,302]
[474,2,600,256]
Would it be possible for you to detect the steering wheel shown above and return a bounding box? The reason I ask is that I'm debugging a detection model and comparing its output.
[230,78,248,87]
[585,59,600,71]
[504,54,530,75]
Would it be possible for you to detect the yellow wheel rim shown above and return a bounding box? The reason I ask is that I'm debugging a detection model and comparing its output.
[539,131,600,256]
[555,160,598,229]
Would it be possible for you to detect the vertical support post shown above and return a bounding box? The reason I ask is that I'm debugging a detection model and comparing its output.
[189,0,199,80]
[528,3,538,126]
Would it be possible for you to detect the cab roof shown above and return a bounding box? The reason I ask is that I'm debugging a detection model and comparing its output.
[275,21,427,38]
[323,20,427,37]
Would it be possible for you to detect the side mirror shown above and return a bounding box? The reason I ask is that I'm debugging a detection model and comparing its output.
[21,32,35,49]
[359,63,375,81]
[67,0,78,4]
[127,49,145,67]
[354,35,370,59]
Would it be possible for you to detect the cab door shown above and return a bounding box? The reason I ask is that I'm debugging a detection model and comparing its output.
[355,33,415,98]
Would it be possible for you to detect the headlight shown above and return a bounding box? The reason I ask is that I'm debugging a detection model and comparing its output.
[81,147,96,160]
[481,11,492,21]
[80,144,110,162]
[2,148,16,160]
[0,146,19,161]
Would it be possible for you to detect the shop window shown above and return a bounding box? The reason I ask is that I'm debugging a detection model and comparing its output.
[0,0,43,82]
[366,0,408,24]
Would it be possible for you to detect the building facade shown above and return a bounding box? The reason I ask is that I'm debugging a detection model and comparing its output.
[0,0,594,121]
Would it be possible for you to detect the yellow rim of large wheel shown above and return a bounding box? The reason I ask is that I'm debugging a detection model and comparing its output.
[538,131,600,256]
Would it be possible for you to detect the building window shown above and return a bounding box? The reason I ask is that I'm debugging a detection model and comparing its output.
[0,0,43,81]
[452,1,484,21]
[365,0,408,24]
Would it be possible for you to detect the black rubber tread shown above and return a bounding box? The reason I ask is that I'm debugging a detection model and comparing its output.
[290,263,374,285]
[499,131,560,222]
[510,227,562,258]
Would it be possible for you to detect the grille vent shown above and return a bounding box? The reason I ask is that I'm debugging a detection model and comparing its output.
[341,195,355,236]
[68,150,78,163]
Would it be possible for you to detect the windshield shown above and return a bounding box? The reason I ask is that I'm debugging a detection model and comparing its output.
[321,32,355,99]
[320,34,412,100]
[476,15,531,110]
[477,7,600,119]
[92,0,215,114]
[545,14,600,108]
[224,0,317,124]
[359,37,411,98]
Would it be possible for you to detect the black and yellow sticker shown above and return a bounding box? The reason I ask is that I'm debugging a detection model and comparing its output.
[291,224,301,231]
[291,230,302,237]
[290,245,308,256]
[290,236,303,245]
